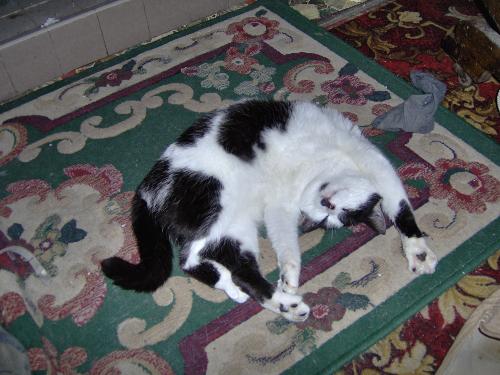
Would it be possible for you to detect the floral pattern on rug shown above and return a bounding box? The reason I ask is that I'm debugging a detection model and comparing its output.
[181,42,279,96]
[336,250,500,375]
[245,265,378,363]
[0,164,135,328]
[0,3,498,374]
[330,0,500,141]
[28,337,175,375]
[62,57,171,97]
[400,158,500,214]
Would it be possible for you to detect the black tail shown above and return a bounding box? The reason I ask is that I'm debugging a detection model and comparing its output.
[101,194,173,292]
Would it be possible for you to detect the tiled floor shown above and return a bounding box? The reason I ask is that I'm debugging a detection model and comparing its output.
[0,0,375,103]
[0,0,240,102]
[0,0,112,44]
[0,0,372,44]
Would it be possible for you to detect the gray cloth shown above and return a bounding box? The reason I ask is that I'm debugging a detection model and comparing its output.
[0,327,30,375]
[372,71,446,133]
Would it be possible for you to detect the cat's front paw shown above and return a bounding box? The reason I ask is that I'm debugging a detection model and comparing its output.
[228,288,250,303]
[264,291,310,322]
[212,262,250,303]
[402,237,438,275]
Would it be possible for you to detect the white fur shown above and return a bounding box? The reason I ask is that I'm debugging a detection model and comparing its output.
[262,290,310,322]
[211,261,250,303]
[183,238,207,269]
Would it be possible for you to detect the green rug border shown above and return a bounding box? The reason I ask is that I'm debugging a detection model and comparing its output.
[1,1,499,373]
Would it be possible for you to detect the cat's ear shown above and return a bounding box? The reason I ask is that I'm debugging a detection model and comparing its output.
[365,200,386,234]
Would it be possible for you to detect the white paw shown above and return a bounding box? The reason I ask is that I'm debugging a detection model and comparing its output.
[263,291,310,322]
[212,261,250,303]
[226,287,250,303]
[403,237,438,275]
[278,262,300,295]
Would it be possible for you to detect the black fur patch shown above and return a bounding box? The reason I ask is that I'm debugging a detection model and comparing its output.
[218,100,292,162]
[101,194,173,292]
[177,112,215,146]
[202,237,274,302]
[140,158,170,193]
[158,170,223,244]
[185,262,220,287]
[339,193,382,226]
[416,252,427,262]
[395,200,423,238]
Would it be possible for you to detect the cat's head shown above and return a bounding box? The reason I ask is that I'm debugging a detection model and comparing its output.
[298,174,386,234]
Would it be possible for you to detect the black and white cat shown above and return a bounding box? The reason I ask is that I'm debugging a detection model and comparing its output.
[101,100,437,322]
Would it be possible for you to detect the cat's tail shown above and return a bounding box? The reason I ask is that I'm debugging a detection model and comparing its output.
[101,194,173,292]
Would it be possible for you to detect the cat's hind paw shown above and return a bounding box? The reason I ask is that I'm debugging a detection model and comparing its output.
[403,237,438,275]
[264,291,310,322]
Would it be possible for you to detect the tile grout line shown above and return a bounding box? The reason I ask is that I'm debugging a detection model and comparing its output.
[0,0,52,20]
[45,29,64,79]
[95,9,110,57]
[140,0,152,42]
[0,55,16,97]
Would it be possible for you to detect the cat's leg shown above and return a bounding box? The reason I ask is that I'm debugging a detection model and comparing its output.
[395,200,437,274]
[181,238,249,303]
[356,144,438,274]
[264,207,302,295]
[202,237,309,322]
[184,261,249,303]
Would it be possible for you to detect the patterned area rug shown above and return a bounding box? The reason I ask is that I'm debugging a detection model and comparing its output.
[0,1,499,373]
[328,1,500,373]
[329,0,500,141]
